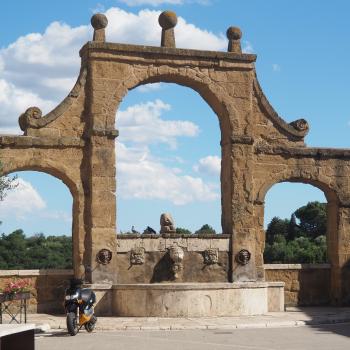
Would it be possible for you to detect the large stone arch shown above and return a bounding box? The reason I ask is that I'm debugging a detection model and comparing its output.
[122,70,235,140]
[112,69,238,234]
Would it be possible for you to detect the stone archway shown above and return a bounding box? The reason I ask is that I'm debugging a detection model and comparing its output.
[0,11,350,306]
[0,153,85,278]
[256,176,340,302]
[114,73,235,236]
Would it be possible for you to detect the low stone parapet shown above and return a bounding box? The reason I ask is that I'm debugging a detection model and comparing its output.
[264,264,331,306]
[112,282,284,317]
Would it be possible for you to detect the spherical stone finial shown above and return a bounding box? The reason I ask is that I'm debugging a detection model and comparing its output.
[226,26,242,41]
[91,13,108,30]
[158,11,178,30]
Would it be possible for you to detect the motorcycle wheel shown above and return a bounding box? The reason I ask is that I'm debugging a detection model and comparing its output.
[84,315,97,333]
[67,312,79,336]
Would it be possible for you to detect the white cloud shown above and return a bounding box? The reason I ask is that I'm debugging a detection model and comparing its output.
[39,210,71,223]
[242,40,254,54]
[0,7,229,133]
[0,178,46,218]
[135,82,163,93]
[117,99,199,148]
[0,22,89,133]
[118,0,211,6]
[105,7,226,50]
[119,0,183,6]
[116,142,218,205]
[272,63,281,72]
[193,155,221,175]
[0,79,56,132]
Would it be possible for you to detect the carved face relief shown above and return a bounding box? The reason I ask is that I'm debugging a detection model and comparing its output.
[203,249,219,265]
[130,247,145,265]
[96,248,113,265]
[235,249,251,266]
[168,245,184,264]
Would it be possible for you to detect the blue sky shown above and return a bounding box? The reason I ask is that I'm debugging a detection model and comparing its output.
[1,0,348,235]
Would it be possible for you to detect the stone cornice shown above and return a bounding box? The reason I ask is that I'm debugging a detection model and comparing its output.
[0,135,84,148]
[89,128,119,139]
[117,233,231,239]
[255,144,350,159]
[264,264,331,270]
[80,41,257,67]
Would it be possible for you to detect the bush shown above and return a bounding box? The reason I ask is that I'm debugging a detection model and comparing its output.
[194,224,216,235]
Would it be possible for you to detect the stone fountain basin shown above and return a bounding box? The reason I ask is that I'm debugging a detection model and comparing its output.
[92,282,284,317]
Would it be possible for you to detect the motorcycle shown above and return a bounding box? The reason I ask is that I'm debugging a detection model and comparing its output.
[64,278,97,336]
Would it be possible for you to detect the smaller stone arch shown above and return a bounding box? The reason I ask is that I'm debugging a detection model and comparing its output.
[3,163,79,199]
[2,160,84,277]
[257,175,342,304]
[257,176,339,207]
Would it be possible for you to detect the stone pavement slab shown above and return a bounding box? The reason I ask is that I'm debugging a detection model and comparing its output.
[20,307,350,332]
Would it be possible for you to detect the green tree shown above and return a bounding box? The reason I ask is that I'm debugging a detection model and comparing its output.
[287,213,299,241]
[0,161,17,202]
[264,201,328,264]
[195,224,216,235]
[294,201,327,238]
[265,217,289,244]
[0,230,72,269]
[176,227,192,235]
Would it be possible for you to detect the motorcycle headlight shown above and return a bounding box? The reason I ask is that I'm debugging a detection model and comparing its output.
[65,292,79,300]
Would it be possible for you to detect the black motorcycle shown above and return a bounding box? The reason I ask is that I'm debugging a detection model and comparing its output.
[64,278,97,336]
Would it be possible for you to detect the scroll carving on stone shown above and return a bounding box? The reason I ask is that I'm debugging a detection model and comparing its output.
[96,248,112,265]
[130,247,145,265]
[289,118,309,132]
[18,107,42,131]
[168,245,184,279]
[235,249,251,266]
[203,249,219,265]
[160,213,176,234]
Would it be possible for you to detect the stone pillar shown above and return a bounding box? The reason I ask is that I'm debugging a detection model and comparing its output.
[230,141,257,282]
[72,191,86,279]
[220,140,233,236]
[83,132,117,284]
[253,201,266,281]
[82,19,118,283]
[329,203,350,304]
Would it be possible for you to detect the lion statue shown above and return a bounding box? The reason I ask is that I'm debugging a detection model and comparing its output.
[160,213,176,234]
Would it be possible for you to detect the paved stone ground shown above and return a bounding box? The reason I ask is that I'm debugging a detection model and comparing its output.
[35,324,350,350]
[22,307,350,331]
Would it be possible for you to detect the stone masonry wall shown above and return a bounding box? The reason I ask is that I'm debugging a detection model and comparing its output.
[264,264,331,306]
[0,264,332,314]
[0,270,74,314]
[116,234,230,283]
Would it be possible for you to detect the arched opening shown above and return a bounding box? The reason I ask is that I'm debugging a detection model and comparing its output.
[264,182,328,264]
[0,170,73,269]
[115,82,222,235]
[262,180,338,306]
